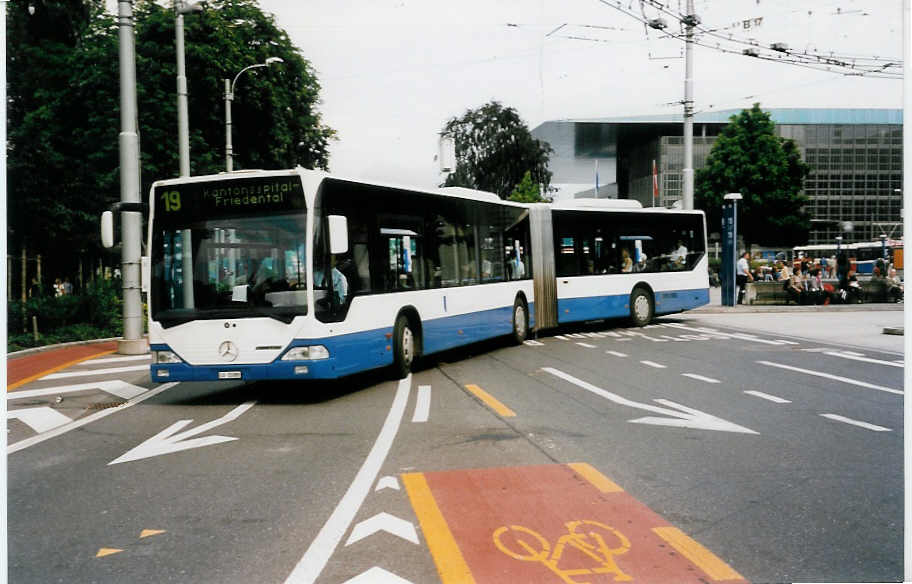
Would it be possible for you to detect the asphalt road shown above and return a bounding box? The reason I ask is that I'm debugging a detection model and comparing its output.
[7,311,904,584]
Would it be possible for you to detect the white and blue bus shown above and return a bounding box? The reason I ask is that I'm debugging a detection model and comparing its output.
[141,168,708,382]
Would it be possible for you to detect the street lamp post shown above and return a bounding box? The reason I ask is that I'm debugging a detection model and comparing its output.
[174,0,202,312]
[175,0,203,177]
[224,57,284,171]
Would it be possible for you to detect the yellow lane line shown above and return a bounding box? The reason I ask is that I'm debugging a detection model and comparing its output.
[7,349,117,391]
[652,526,746,581]
[567,462,625,493]
[402,472,476,584]
[464,384,516,417]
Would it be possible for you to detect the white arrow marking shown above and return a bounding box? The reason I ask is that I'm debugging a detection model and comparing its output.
[341,567,415,584]
[345,512,419,546]
[543,368,758,435]
[109,401,255,465]
[375,476,400,491]
[8,407,72,433]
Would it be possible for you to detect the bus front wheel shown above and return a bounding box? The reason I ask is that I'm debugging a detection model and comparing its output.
[511,297,529,345]
[392,314,416,378]
[629,288,654,327]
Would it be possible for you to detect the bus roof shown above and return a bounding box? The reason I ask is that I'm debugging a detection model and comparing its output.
[149,167,529,208]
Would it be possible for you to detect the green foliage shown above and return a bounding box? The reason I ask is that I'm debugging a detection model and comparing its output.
[694,104,811,248]
[508,171,547,203]
[7,0,335,283]
[441,101,552,199]
[7,279,124,352]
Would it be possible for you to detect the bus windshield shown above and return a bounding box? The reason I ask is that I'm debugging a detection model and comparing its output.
[151,213,308,327]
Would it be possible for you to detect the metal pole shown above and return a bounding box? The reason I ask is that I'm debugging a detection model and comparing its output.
[224,78,233,171]
[175,2,195,309]
[175,4,190,177]
[117,0,145,353]
[682,0,696,211]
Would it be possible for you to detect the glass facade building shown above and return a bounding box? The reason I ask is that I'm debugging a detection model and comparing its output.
[532,109,903,245]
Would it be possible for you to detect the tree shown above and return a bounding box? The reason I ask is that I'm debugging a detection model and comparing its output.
[441,101,552,199]
[7,0,118,284]
[694,104,810,249]
[7,0,335,290]
[508,170,547,203]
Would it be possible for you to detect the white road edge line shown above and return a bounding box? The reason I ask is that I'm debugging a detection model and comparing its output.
[8,382,179,454]
[81,354,152,365]
[412,385,431,423]
[743,390,791,404]
[757,360,903,396]
[824,351,904,368]
[284,375,412,584]
[820,414,891,432]
[41,364,149,380]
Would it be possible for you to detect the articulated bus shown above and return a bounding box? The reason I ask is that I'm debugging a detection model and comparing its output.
[138,168,708,382]
[793,239,903,275]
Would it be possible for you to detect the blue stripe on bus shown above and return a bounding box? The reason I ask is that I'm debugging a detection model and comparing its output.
[149,301,534,382]
[557,288,709,324]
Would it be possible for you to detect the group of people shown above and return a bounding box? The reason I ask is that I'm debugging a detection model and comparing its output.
[28,277,73,298]
[736,252,904,305]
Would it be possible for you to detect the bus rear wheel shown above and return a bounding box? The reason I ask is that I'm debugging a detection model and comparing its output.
[629,288,654,327]
[511,297,529,345]
[392,314,417,379]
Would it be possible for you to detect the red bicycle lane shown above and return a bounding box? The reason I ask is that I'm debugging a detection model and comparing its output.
[403,463,748,584]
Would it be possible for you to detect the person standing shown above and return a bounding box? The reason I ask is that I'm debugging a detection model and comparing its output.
[736,251,753,304]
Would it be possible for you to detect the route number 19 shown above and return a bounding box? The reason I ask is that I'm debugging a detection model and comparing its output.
[160,191,182,212]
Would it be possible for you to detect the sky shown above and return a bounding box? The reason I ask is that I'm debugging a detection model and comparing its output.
[158,0,906,189]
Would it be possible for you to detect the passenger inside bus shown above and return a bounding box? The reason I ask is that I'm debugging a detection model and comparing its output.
[620,248,633,273]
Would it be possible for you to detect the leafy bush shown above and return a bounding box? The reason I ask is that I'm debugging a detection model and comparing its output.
[7,279,125,352]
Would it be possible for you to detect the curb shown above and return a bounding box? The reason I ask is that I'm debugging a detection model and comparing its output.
[691,303,903,315]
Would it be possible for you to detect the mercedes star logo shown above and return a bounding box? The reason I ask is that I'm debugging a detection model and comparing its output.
[218,340,239,362]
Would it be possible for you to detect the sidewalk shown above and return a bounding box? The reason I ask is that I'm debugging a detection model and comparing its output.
[694,286,904,314]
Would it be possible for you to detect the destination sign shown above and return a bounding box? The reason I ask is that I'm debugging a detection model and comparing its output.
[153,175,305,225]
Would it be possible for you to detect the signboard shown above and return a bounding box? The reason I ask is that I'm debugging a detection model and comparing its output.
[721,200,737,306]
[153,175,305,226]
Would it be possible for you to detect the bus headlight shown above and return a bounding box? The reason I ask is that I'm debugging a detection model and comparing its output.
[281,346,330,361]
[153,350,182,364]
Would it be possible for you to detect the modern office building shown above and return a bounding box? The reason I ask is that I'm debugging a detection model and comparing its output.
[532,108,903,245]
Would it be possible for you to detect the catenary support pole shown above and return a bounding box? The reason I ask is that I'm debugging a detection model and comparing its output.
[682,0,696,211]
[117,0,146,354]
[902,2,911,580]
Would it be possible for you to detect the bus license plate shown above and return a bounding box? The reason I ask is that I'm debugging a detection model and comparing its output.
[219,371,242,380]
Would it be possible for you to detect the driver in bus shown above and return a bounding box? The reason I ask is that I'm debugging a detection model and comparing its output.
[315,254,349,306]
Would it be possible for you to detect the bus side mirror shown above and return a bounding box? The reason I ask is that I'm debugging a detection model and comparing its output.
[101,211,115,248]
[328,215,349,255]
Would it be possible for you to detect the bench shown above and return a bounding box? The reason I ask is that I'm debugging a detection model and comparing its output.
[745,281,791,305]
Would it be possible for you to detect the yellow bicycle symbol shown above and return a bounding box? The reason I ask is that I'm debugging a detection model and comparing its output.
[492,520,633,583]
